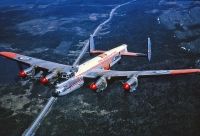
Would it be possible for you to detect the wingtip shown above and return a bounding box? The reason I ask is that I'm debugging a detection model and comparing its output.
[0,51,17,59]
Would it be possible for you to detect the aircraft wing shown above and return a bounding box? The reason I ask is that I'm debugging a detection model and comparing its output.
[0,52,72,72]
[84,68,200,78]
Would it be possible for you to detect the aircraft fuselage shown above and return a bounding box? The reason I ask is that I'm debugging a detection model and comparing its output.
[53,44,127,96]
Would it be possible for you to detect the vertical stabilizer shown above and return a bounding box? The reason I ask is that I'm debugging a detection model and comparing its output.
[89,35,95,52]
[147,37,151,61]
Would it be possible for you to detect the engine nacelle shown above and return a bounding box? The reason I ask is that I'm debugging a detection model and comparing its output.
[123,76,138,92]
[18,66,35,78]
[89,77,107,92]
[40,71,58,85]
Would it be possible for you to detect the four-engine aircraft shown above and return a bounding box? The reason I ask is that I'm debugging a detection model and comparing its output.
[0,36,200,97]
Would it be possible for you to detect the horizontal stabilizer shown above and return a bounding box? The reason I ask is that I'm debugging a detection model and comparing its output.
[121,52,146,57]
[90,50,105,54]
[121,37,152,60]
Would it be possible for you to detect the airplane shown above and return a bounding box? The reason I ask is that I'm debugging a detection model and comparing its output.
[0,36,200,97]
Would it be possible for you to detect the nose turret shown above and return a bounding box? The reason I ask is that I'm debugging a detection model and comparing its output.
[52,77,84,97]
[52,91,59,97]
[52,87,65,97]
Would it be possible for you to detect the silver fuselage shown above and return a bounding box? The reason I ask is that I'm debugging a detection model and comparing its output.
[53,45,127,96]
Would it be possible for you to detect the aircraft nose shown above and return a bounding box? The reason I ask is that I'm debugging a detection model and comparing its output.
[52,87,65,97]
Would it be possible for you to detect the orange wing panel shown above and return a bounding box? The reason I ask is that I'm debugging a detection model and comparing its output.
[170,69,200,75]
[0,52,17,59]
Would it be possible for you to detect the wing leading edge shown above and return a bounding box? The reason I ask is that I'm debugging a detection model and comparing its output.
[84,68,200,92]
[0,51,72,72]
[84,68,200,78]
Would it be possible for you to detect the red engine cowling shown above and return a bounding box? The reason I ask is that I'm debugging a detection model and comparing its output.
[39,77,49,85]
[89,77,107,92]
[40,71,58,85]
[18,70,27,78]
[18,66,35,78]
[89,83,97,91]
[122,76,138,92]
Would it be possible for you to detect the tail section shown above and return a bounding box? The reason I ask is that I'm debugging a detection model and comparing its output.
[121,37,152,61]
[89,36,152,61]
